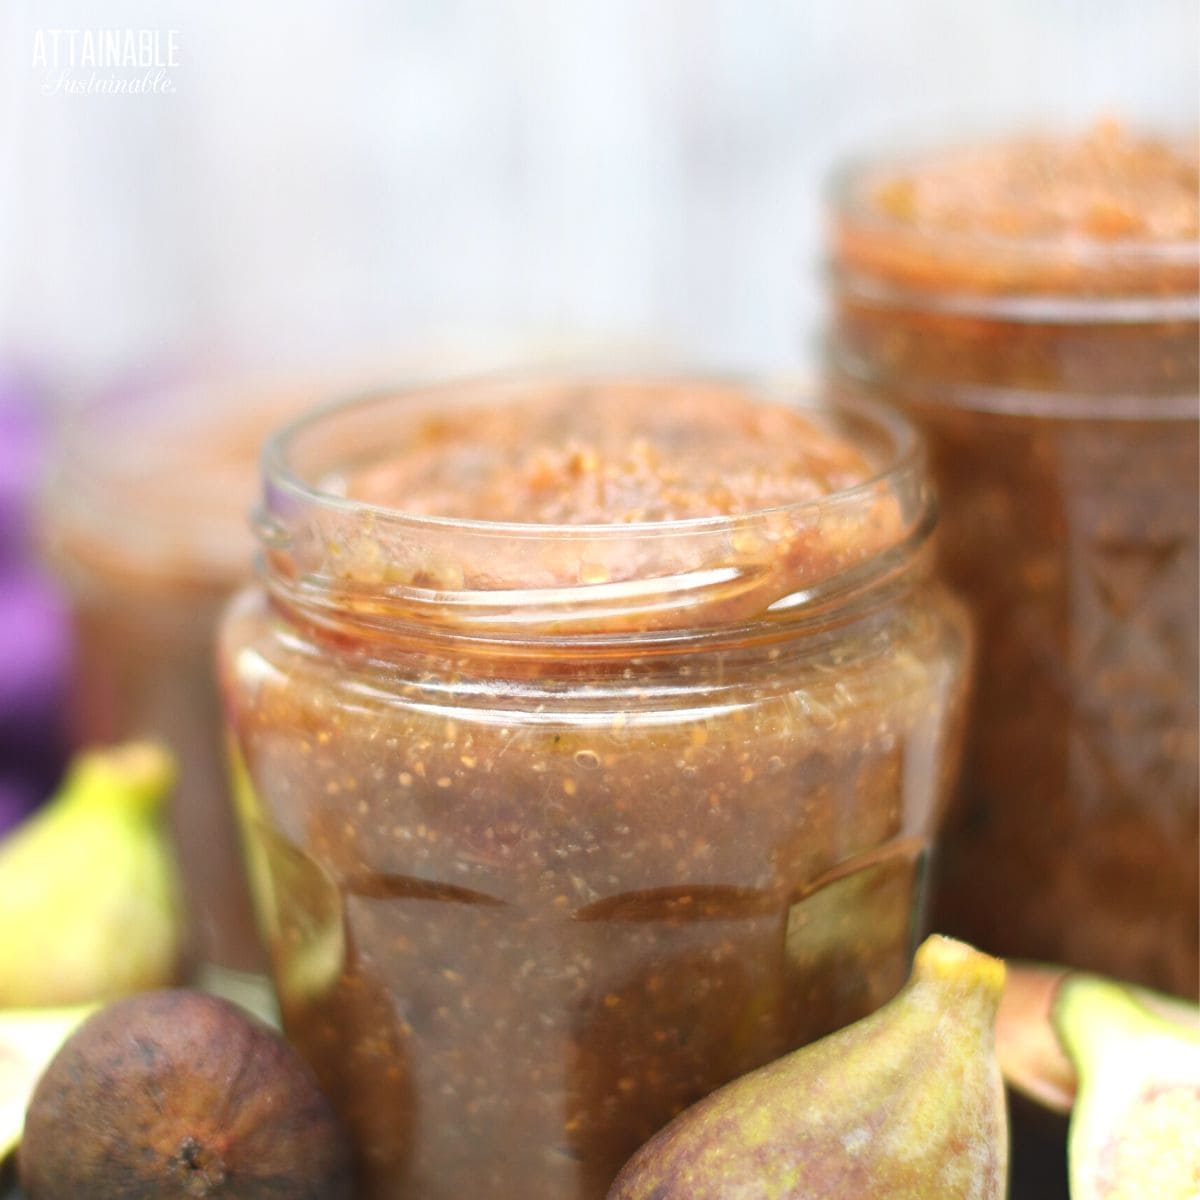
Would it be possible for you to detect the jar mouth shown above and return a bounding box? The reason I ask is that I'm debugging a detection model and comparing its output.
[263,371,923,537]
[827,132,1200,318]
[258,373,933,641]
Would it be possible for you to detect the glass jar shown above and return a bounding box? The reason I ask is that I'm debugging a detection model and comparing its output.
[218,375,970,1199]
[42,372,309,972]
[827,127,1199,997]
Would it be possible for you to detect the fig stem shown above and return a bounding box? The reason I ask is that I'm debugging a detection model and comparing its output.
[63,742,176,820]
[912,935,1006,1003]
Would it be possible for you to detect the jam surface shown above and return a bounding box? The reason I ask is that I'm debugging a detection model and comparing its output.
[867,120,1198,243]
[837,122,1199,298]
[345,385,875,525]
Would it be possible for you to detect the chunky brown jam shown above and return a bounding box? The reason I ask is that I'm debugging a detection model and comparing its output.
[346,386,876,523]
[830,124,1200,997]
[220,379,970,1199]
[868,120,1197,244]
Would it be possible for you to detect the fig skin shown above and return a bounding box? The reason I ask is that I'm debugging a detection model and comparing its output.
[608,934,1008,1200]
[20,990,353,1200]
[1053,975,1200,1200]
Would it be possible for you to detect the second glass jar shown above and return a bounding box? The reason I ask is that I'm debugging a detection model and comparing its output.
[827,128,1199,996]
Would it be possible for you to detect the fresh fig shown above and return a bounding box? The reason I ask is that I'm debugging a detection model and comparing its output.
[0,742,184,1005]
[20,989,352,1199]
[608,934,1008,1199]
[1053,974,1200,1200]
[998,963,1200,1115]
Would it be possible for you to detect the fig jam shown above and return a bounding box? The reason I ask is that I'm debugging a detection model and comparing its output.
[220,377,970,1198]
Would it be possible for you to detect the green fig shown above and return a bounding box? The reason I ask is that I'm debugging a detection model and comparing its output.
[608,934,1008,1199]
[1053,975,1200,1200]
[0,742,184,1006]
[0,1004,96,1160]
[998,963,1200,1116]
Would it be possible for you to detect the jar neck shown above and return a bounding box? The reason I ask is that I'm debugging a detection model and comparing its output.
[828,274,1199,419]
[259,502,938,665]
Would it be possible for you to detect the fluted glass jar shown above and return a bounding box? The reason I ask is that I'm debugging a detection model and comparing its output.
[828,125,1199,997]
[219,376,971,1199]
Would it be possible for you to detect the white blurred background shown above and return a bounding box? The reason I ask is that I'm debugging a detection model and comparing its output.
[0,0,1196,394]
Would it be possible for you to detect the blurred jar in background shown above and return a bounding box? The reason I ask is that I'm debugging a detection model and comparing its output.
[41,369,321,971]
[827,122,1199,997]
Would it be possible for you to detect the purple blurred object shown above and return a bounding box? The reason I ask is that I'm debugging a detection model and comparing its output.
[0,377,45,563]
[0,773,38,838]
[0,372,68,821]
[0,564,69,792]
[0,568,69,724]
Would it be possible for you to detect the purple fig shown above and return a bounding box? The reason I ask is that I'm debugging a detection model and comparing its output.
[20,990,354,1199]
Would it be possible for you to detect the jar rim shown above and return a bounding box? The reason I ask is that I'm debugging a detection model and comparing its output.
[257,373,934,642]
[262,370,923,538]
